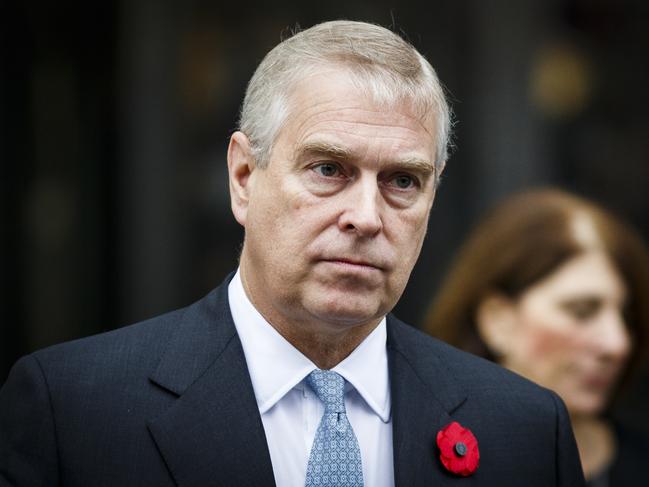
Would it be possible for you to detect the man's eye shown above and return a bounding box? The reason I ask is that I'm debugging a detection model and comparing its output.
[391,174,416,189]
[313,163,341,178]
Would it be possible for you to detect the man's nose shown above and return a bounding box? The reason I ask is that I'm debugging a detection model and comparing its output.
[337,177,383,237]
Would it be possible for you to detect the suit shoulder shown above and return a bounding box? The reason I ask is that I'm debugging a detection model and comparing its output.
[33,306,186,370]
[387,315,557,402]
[24,282,232,391]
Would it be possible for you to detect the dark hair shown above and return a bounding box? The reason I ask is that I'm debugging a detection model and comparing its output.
[423,188,649,391]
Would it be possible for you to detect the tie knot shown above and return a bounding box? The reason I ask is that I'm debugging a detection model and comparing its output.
[307,369,346,413]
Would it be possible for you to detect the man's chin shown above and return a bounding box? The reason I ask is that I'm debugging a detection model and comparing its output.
[306,298,386,329]
[298,281,397,328]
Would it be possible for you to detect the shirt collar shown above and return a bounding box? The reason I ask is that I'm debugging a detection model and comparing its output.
[228,269,391,423]
[333,317,391,422]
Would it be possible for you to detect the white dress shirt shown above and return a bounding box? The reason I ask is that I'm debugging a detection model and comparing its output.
[228,270,395,487]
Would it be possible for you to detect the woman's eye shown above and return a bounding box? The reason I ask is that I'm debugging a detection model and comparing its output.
[561,299,600,321]
[313,163,341,178]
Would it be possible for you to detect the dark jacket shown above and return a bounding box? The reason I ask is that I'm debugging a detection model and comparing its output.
[0,275,585,486]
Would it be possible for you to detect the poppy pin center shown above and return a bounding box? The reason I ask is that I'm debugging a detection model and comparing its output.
[454,442,467,457]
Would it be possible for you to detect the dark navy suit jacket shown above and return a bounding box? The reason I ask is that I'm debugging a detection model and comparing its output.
[0,275,585,486]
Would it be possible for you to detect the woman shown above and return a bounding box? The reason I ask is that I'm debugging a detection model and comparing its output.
[424,188,649,486]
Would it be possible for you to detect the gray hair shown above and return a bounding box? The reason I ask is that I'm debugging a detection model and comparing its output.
[238,20,452,174]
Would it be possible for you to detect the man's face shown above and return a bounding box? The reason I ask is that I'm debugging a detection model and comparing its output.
[230,68,439,334]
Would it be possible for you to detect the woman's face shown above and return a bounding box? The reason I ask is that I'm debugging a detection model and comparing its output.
[499,251,631,417]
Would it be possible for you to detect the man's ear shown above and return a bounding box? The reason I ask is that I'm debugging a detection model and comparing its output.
[227,131,256,226]
[475,293,517,358]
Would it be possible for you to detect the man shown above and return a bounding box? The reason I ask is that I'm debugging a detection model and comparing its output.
[0,21,584,487]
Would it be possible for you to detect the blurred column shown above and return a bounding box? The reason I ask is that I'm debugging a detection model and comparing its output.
[464,0,559,213]
[118,0,185,323]
[0,2,29,377]
[2,3,117,380]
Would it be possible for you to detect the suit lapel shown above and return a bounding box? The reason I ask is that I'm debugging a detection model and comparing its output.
[387,316,468,487]
[147,277,276,487]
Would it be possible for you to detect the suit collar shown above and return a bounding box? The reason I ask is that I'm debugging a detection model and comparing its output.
[147,274,276,486]
[386,314,467,414]
[149,280,237,396]
[387,314,468,487]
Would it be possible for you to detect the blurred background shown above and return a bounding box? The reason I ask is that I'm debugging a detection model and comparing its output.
[2,0,648,428]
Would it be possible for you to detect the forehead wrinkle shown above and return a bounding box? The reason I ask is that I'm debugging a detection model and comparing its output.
[286,85,434,138]
[293,118,433,156]
[299,107,432,133]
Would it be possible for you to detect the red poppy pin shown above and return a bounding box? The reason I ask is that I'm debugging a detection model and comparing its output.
[436,421,480,477]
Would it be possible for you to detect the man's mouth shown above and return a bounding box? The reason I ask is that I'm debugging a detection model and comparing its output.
[321,258,384,271]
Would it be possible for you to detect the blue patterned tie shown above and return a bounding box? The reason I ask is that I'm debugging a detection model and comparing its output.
[304,369,364,487]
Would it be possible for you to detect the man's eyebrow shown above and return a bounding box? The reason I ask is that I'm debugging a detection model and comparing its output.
[396,157,435,174]
[296,140,434,174]
[295,140,353,159]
